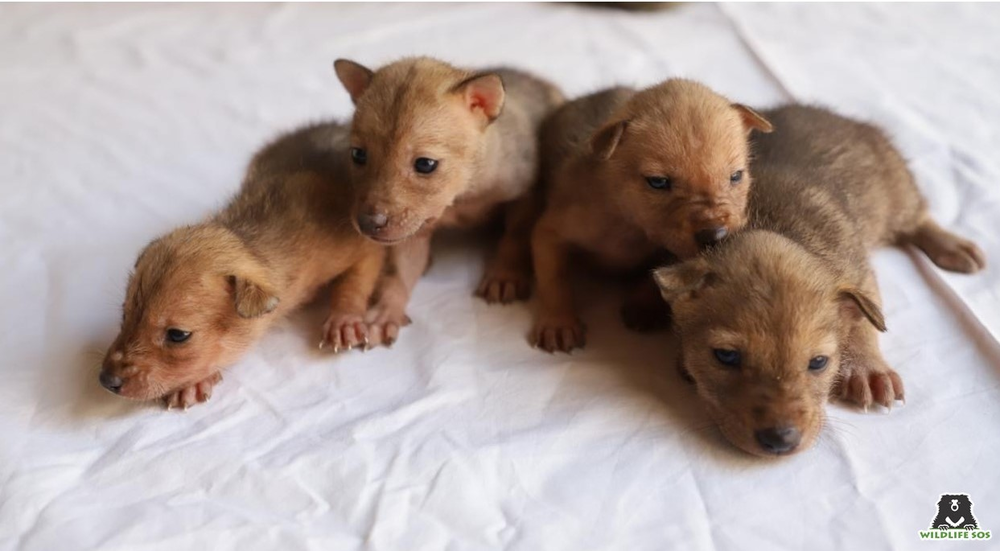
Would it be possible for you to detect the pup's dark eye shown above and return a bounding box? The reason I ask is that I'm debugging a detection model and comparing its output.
[713,348,741,368]
[808,355,829,371]
[414,157,438,174]
[730,170,744,184]
[645,176,672,190]
[166,328,191,343]
[350,147,367,166]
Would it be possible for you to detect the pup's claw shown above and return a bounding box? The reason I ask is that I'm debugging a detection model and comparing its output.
[839,357,904,412]
[530,316,586,353]
[322,311,369,355]
[162,372,223,411]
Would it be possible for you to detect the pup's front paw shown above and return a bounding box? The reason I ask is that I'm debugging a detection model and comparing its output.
[620,298,671,333]
[163,372,222,410]
[838,357,904,411]
[531,314,586,353]
[321,311,369,353]
[476,267,531,304]
[364,299,411,348]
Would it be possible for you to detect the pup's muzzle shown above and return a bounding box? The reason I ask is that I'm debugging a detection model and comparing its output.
[695,226,728,247]
[356,212,389,237]
[754,425,801,455]
[99,371,124,394]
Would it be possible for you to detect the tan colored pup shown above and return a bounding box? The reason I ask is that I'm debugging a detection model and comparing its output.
[333,57,565,345]
[531,80,772,352]
[99,122,385,409]
[654,105,986,457]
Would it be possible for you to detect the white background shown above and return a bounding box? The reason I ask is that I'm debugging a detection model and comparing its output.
[1,3,998,550]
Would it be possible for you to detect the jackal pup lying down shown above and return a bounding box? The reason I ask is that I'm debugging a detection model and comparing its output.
[654,105,985,456]
[99,122,385,409]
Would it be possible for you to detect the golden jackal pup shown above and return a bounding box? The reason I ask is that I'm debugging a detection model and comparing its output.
[100,123,385,409]
[654,106,985,456]
[334,57,565,345]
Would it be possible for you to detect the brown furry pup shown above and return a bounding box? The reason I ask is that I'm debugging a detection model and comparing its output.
[531,80,772,352]
[654,105,986,457]
[333,57,564,345]
[99,122,385,409]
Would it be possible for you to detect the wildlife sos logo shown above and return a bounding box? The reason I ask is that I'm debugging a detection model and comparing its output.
[919,494,991,541]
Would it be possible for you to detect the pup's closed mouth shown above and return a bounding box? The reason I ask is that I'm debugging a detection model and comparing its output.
[365,234,408,245]
[359,216,437,244]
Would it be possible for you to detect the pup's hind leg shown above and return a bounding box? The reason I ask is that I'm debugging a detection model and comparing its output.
[836,271,905,410]
[903,217,986,274]
[476,194,539,304]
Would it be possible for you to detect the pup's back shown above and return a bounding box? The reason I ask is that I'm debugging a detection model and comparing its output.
[539,87,634,181]
[490,67,566,132]
[749,105,925,271]
[218,122,358,279]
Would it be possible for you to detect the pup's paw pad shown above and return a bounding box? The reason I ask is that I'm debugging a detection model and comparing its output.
[530,316,586,353]
[164,372,222,410]
[620,299,670,333]
[321,312,368,353]
[841,363,904,410]
[475,270,531,304]
[930,238,986,274]
[364,303,412,348]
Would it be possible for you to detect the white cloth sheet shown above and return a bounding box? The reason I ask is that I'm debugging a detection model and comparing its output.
[1,3,998,550]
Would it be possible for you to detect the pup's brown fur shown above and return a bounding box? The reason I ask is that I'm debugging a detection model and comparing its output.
[99,122,385,409]
[333,57,564,344]
[654,105,986,457]
[531,80,772,352]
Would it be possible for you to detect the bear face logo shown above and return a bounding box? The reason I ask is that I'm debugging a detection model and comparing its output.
[931,494,979,531]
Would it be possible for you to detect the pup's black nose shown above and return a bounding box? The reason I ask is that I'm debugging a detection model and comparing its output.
[754,426,801,454]
[695,227,728,247]
[99,372,123,394]
[356,212,388,235]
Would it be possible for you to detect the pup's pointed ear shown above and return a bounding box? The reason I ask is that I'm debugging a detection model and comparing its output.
[334,59,374,104]
[452,73,506,124]
[652,258,714,303]
[452,72,505,123]
[838,288,886,332]
[733,104,773,134]
[590,120,628,161]
[231,276,280,319]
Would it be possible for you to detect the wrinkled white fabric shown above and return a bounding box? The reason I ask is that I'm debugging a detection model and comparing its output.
[1,3,998,550]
